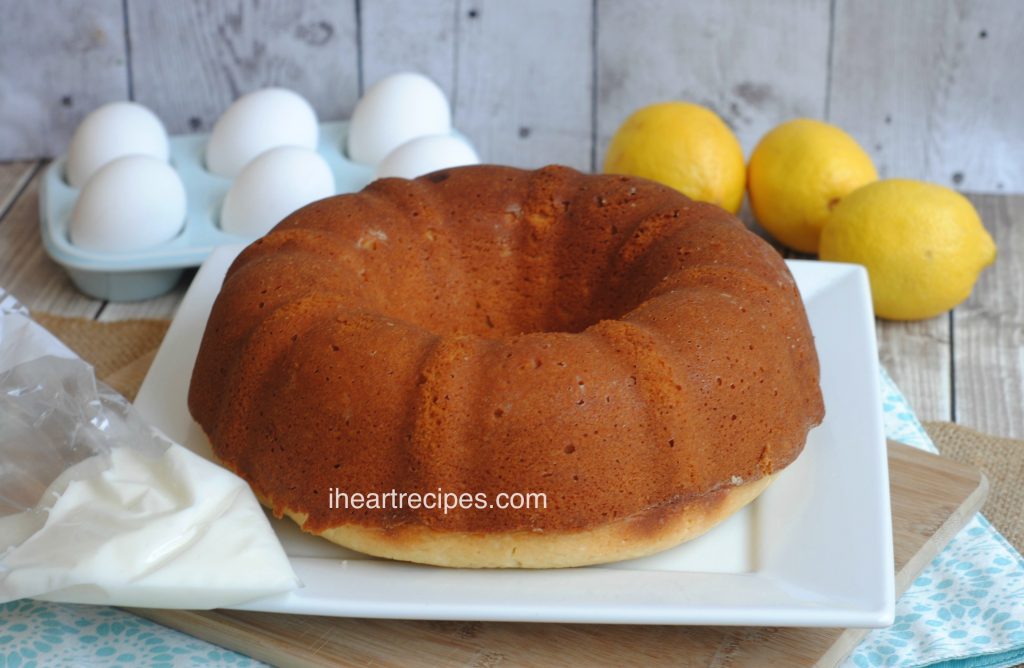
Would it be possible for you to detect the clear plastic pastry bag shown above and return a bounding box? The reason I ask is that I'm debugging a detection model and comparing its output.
[0,293,298,608]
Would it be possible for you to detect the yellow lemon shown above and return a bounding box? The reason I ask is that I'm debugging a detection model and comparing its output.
[603,102,745,213]
[748,118,878,253]
[819,179,996,321]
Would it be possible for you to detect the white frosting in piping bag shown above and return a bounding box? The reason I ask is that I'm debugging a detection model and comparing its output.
[0,301,299,609]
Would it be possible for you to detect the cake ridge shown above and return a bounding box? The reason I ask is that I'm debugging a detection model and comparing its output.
[588,317,700,498]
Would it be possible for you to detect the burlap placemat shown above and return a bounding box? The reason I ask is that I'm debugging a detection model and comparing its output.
[923,421,1024,551]
[31,312,169,402]
[29,312,1024,554]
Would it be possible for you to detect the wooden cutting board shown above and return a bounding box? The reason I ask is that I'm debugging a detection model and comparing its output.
[130,442,987,667]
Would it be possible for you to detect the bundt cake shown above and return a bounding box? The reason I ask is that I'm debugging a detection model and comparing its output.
[188,164,824,568]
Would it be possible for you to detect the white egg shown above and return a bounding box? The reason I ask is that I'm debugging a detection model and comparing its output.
[347,73,451,166]
[220,146,335,238]
[375,134,480,180]
[206,88,319,178]
[70,156,186,252]
[65,102,169,189]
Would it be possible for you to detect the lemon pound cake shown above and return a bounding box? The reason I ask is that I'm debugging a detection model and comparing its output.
[188,164,824,568]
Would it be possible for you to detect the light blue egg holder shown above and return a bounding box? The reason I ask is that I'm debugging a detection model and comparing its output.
[39,121,375,301]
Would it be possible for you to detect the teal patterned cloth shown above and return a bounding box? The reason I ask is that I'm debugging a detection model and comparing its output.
[0,602,260,667]
[1,368,1022,667]
[844,369,1024,668]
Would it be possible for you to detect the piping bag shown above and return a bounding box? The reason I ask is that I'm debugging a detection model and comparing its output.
[0,292,299,608]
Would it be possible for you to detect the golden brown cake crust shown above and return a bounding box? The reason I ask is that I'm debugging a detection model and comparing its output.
[257,470,776,568]
[188,164,824,567]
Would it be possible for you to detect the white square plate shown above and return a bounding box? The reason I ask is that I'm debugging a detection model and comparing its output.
[135,244,894,627]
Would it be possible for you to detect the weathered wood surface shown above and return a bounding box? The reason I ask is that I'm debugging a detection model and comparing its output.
[830,0,1024,194]
[0,164,103,318]
[452,0,593,170]
[2,0,1020,192]
[125,0,360,134]
[366,0,593,168]
[0,0,128,159]
[596,0,830,165]
[955,194,1024,438]
[876,316,952,423]
[0,161,36,218]
[360,0,457,99]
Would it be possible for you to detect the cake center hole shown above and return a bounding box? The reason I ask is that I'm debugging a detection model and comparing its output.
[365,240,659,339]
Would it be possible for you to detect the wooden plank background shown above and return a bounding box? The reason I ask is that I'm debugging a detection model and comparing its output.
[596,0,831,166]
[125,0,360,135]
[0,0,1020,192]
